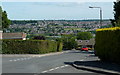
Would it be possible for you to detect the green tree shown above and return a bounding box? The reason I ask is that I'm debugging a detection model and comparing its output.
[2,11,11,29]
[61,34,77,50]
[111,1,120,27]
[77,32,93,40]
[0,6,11,29]
[0,6,2,30]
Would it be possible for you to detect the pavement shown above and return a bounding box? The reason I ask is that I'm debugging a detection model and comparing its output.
[1,50,120,75]
[73,56,120,75]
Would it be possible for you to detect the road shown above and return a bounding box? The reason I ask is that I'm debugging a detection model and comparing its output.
[2,50,99,74]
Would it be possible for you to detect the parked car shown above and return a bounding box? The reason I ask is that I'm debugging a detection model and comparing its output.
[81,47,88,51]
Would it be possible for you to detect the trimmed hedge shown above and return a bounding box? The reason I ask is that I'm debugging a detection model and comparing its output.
[95,27,120,63]
[2,40,63,54]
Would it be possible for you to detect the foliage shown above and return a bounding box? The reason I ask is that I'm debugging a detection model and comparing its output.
[11,20,38,25]
[33,35,46,40]
[77,32,93,40]
[95,27,120,63]
[2,40,63,54]
[111,1,120,27]
[61,34,77,50]
[2,9,11,29]
[0,7,2,30]
[96,27,120,31]
[57,41,63,52]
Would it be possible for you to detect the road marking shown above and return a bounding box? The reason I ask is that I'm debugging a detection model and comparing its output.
[9,57,32,62]
[9,60,13,62]
[41,65,69,73]
[8,51,71,62]
[13,60,17,61]
[7,51,71,62]
[21,58,24,60]
[49,69,55,71]
[38,56,41,57]
[64,65,69,67]
[60,65,65,68]
[41,70,48,73]
[16,59,20,61]
[80,59,84,61]
[54,67,60,69]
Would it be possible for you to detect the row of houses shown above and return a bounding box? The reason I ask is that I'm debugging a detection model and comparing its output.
[0,31,26,40]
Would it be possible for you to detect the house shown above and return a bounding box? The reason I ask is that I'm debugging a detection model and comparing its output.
[0,31,26,40]
[77,39,95,48]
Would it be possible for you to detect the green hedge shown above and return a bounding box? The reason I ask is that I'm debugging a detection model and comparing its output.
[2,40,63,54]
[95,27,120,63]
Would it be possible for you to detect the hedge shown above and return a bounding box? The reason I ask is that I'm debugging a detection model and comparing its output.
[95,27,120,63]
[2,40,63,54]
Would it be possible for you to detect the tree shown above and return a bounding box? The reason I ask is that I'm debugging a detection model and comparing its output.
[0,6,11,29]
[2,11,11,29]
[0,6,2,30]
[77,32,93,40]
[61,34,77,50]
[111,1,120,27]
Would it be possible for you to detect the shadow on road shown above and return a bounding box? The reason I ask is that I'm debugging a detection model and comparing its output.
[64,60,120,75]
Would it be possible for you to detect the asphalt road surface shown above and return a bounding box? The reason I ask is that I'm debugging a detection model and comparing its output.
[2,50,99,74]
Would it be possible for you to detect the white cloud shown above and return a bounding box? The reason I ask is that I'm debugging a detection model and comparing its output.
[2,0,116,2]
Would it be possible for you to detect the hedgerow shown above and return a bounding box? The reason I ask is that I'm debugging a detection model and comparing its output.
[2,40,63,54]
[95,27,120,63]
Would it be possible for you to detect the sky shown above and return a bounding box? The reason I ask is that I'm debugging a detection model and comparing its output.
[1,0,116,2]
[1,0,116,20]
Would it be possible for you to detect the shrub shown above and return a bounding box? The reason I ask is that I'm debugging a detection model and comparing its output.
[2,40,63,54]
[33,36,46,40]
[61,34,77,50]
[77,32,93,40]
[95,27,120,63]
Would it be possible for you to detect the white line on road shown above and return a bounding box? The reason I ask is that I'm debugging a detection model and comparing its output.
[54,67,60,69]
[13,60,17,61]
[41,70,48,73]
[41,65,69,73]
[7,51,71,62]
[16,59,20,61]
[49,68,55,71]
[80,59,84,61]
[9,60,13,62]
[9,57,31,62]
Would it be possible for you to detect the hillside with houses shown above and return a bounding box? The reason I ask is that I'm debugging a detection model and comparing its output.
[5,20,111,36]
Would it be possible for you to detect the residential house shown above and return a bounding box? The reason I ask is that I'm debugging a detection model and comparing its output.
[0,32,26,40]
[77,39,95,49]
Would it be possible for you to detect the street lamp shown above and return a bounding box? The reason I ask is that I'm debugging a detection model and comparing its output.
[89,6,102,28]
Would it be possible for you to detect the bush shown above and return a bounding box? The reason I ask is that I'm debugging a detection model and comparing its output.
[33,36,46,40]
[77,32,93,40]
[2,40,63,54]
[61,34,77,50]
[95,27,120,63]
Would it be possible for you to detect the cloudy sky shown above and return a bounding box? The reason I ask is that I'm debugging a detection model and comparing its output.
[1,0,116,2]
[1,0,116,20]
